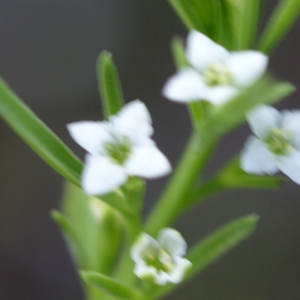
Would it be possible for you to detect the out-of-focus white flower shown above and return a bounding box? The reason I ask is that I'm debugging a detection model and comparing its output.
[163,30,268,106]
[241,104,300,184]
[131,228,192,286]
[67,100,171,195]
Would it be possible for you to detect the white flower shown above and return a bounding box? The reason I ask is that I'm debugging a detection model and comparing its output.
[67,100,171,195]
[241,104,300,184]
[163,30,268,106]
[131,228,192,286]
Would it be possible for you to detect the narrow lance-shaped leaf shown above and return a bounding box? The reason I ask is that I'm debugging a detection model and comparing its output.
[184,156,284,209]
[171,37,188,70]
[239,0,262,49]
[51,210,89,268]
[0,78,83,186]
[97,51,124,119]
[53,212,105,300]
[187,214,259,277]
[99,190,135,216]
[61,182,122,274]
[168,0,207,34]
[221,0,262,50]
[199,76,295,146]
[216,156,284,189]
[258,0,300,54]
[149,214,259,299]
[80,271,141,300]
[168,0,223,41]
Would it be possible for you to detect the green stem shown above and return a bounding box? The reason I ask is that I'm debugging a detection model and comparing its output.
[114,212,142,284]
[258,0,300,53]
[145,131,216,236]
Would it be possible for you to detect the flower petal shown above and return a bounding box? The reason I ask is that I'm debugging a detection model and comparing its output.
[114,100,152,124]
[131,233,159,263]
[162,68,207,102]
[281,110,300,148]
[278,149,300,184]
[240,135,278,175]
[125,146,171,178]
[112,116,154,145]
[167,257,192,284]
[154,271,170,286]
[157,228,187,257]
[186,30,230,71]
[246,105,280,139]
[202,85,238,106]
[67,121,112,155]
[82,155,127,195]
[110,100,154,143]
[133,262,169,286]
[227,51,268,87]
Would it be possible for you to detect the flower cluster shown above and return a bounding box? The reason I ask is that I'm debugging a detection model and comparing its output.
[65,29,299,291]
[241,105,300,184]
[68,100,171,195]
[131,228,192,285]
[163,30,268,105]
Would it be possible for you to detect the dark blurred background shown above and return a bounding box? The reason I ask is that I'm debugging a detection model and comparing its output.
[0,1,299,299]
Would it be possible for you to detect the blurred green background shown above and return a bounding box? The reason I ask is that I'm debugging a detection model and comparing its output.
[0,1,299,299]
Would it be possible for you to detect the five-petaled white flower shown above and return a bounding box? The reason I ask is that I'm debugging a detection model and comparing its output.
[241,105,300,184]
[131,228,192,286]
[163,30,268,106]
[67,100,171,195]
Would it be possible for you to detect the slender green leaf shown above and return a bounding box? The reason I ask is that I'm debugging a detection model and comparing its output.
[168,0,223,41]
[52,186,123,300]
[187,214,259,276]
[239,0,262,48]
[80,271,141,300]
[185,159,283,209]
[168,0,263,49]
[171,37,188,70]
[168,0,207,34]
[99,190,134,215]
[216,156,284,189]
[149,214,259,299]
[221,0,262,50]
[199,76,295,146]
[97,51,124,119]
[0,78,83,186]
[51,210,89,267]
[258,0,300,53]
[61,182,122,274]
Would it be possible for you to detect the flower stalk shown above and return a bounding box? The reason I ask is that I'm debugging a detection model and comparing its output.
[145,130,216,236]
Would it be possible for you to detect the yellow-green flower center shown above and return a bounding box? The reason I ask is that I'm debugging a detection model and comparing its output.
[144,249,174,273]
[264,128,293,155]
[104,137,132,164]
[203,63,232,86]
